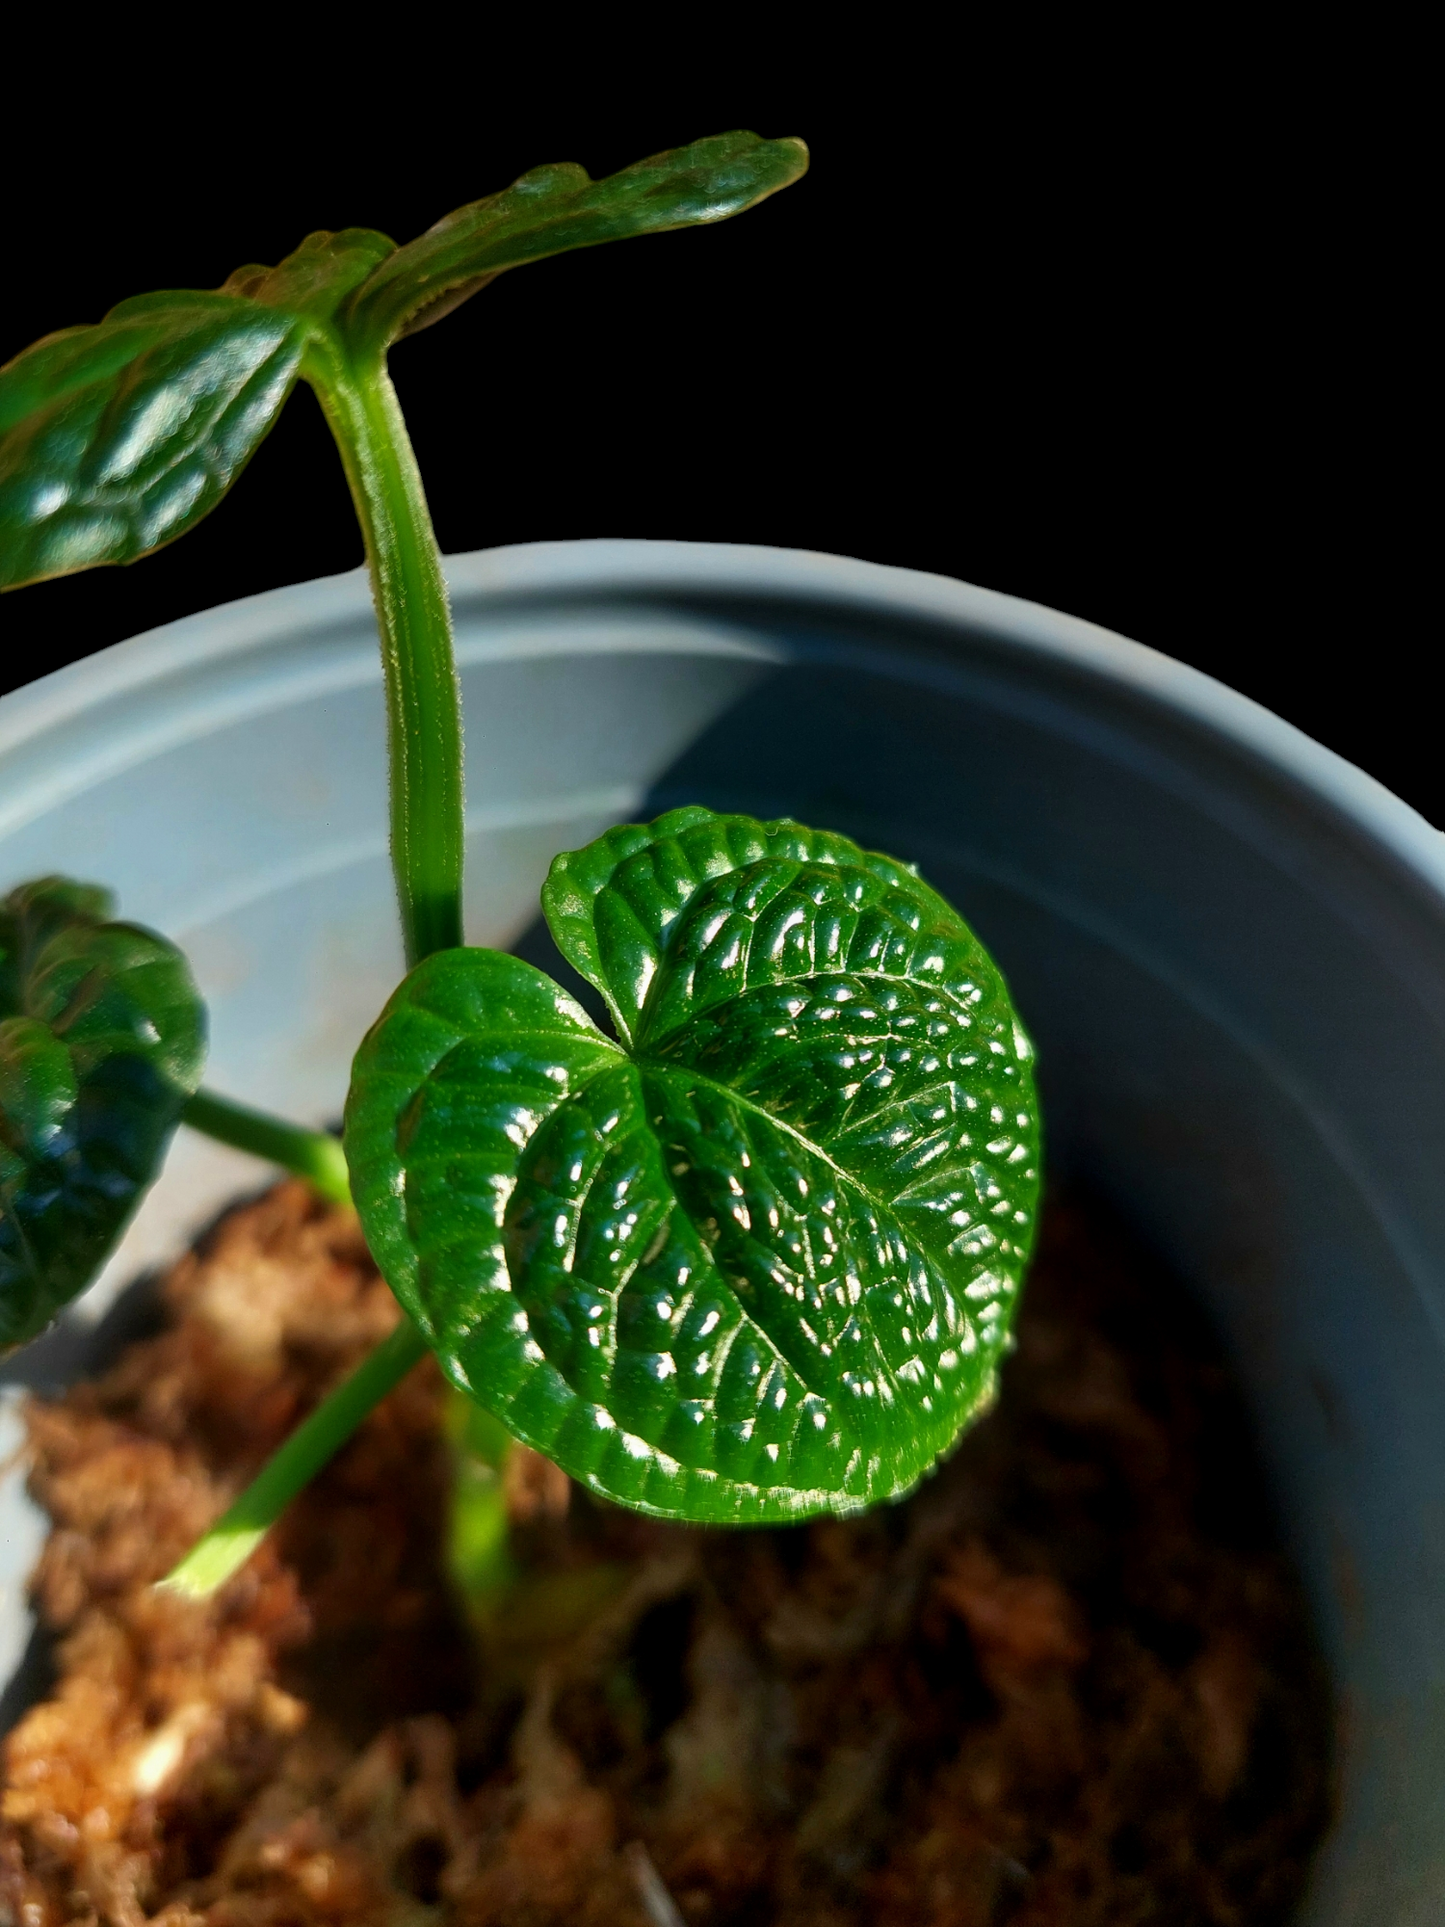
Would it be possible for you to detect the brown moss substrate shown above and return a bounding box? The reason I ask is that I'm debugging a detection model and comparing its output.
[0,1183,1330,1925]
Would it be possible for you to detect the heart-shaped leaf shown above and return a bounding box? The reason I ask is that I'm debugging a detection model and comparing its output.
[0,877,207,1347]
[347,810,1040,1524]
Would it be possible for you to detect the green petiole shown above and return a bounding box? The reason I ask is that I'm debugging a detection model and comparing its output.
[159,1314,429,1598]
[181,1089,352,1205]
[309,346,464,967]
[169,342,464,1580]
[166,341,465,1594]
[169,341,463,1582]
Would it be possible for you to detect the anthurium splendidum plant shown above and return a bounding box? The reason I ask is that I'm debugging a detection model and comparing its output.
[0,133,1040,1600]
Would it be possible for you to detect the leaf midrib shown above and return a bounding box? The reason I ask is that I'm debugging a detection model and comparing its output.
[635,1049,940,1268]
[407,977,978,1423]
[630,965,992,1230]
[629,1050,953,1424]
[417,990,984,1285]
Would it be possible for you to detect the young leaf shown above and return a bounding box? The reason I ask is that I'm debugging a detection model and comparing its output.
[346,810,1040,1525]
[0,134,806,593]
[342,131,810,351]
[0,230,400,592]
[215,227,398,322]
[0,878,207,1348]
[0,295,314,588]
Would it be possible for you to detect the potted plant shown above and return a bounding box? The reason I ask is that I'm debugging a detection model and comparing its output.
[1,133,1440,1924]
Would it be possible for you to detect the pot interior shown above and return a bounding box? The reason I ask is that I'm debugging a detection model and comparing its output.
[2,541,1441,1924]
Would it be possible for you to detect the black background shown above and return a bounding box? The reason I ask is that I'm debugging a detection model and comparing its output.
[3,44,1415,814]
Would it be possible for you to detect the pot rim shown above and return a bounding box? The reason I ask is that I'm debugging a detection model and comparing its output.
[3,537,1440,912]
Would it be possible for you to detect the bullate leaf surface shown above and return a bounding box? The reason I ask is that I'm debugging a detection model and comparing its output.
[347,810,1040,1524]
[0,878,207,1346]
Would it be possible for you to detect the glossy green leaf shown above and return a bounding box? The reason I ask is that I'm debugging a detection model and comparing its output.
[347,810,1040,1525]
[0,294,313,588]
[0,877,207,1348]
[0,228,401,591]
[343,130,809,352]
[1,134,805,594]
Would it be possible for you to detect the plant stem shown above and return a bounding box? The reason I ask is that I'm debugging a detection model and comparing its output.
[164,344,465,1596]
[307,346,464,967]
[160,1317,430,1599]
[181,1090,351,1205]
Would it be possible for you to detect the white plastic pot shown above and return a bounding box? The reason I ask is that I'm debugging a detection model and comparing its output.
[1,540,1441,1922]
